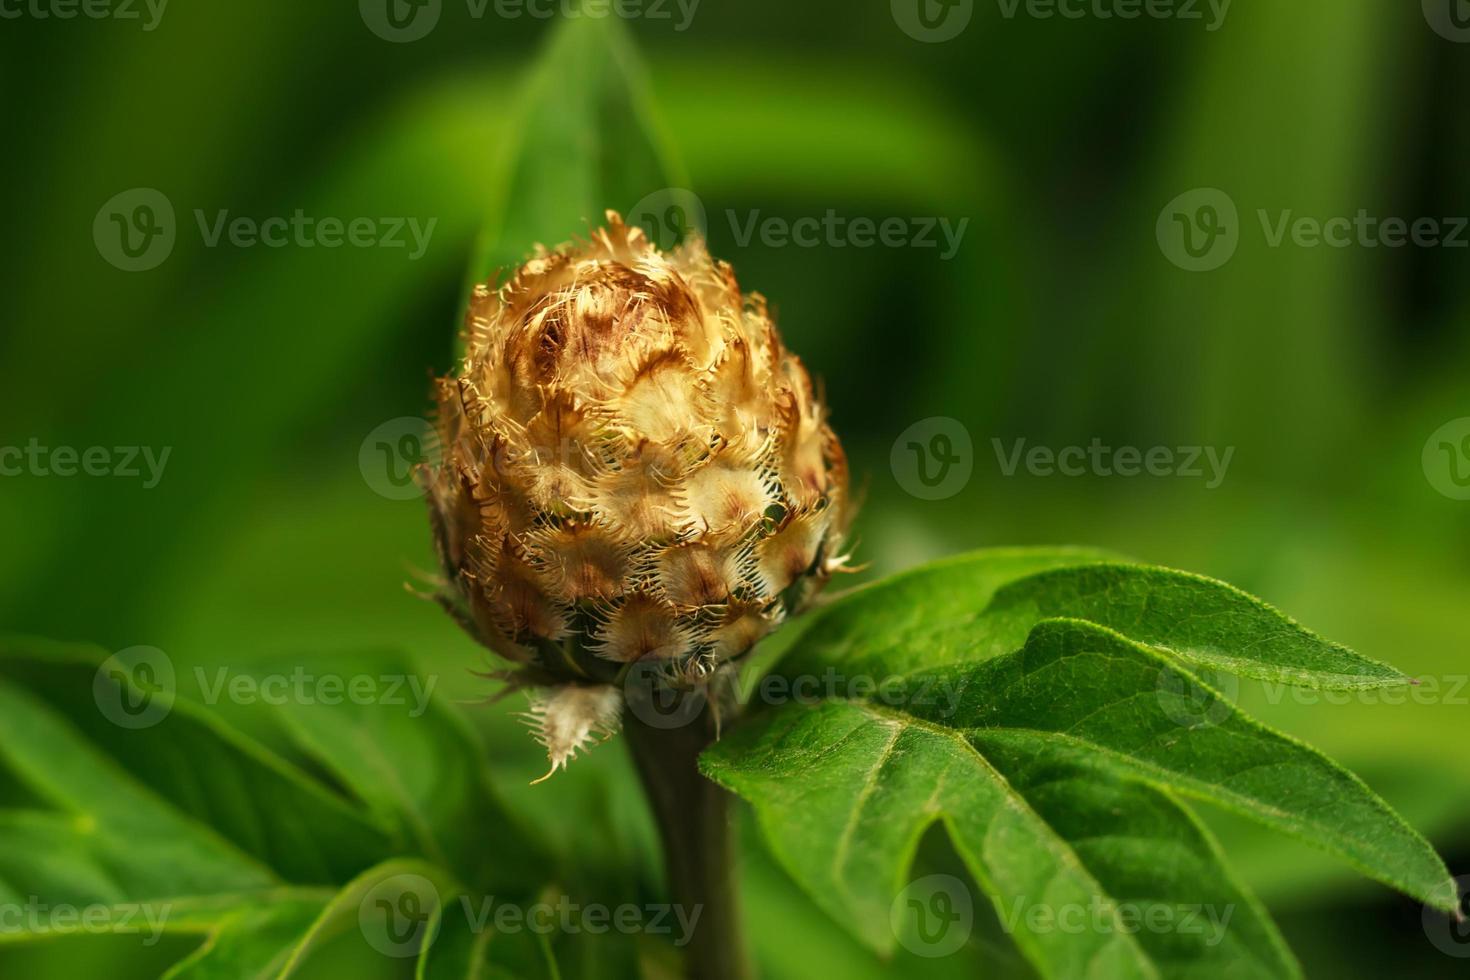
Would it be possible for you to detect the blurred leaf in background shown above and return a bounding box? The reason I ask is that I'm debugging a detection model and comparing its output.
[0,0,1467,976]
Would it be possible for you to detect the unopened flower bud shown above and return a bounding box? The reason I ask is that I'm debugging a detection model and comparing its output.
[423,212,849,776]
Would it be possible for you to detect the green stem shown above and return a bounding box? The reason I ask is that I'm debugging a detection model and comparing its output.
[624,701,752,980]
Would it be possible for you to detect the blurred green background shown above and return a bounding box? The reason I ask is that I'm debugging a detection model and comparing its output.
[1,0,1467,976]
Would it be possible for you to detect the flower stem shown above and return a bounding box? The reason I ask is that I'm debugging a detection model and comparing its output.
[625,704,752,980]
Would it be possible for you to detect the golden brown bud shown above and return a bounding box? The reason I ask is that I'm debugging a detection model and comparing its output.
[424,212,849,774]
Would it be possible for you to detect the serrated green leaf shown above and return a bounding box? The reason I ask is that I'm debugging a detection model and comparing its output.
[925,620,1450,912]
[738,547,1119,696]
[706,551,1457,978]
[706,691,1296,978]
[777,550,1407,690]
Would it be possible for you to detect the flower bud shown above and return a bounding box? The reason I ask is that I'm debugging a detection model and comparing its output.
[423,212,849,775]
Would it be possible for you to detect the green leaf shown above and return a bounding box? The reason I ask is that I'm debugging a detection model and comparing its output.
[738,547,1118,692]
[706,675,1297,977]
[931,621,1450,910]
[276,858,461,979]
[776,550,1408,690]
[265,651,547,894]
[468,12,686,289]
[0,678,276,905]
[415,893,559,980]
[0,637,555,979]
[706,550,1457,978]
[0,636,394,885]
[160,898,330,980]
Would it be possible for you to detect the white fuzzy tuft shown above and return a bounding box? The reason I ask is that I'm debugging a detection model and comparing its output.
[523,684,623,783]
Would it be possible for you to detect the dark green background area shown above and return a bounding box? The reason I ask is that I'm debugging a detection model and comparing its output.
[0,1,1466,976]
